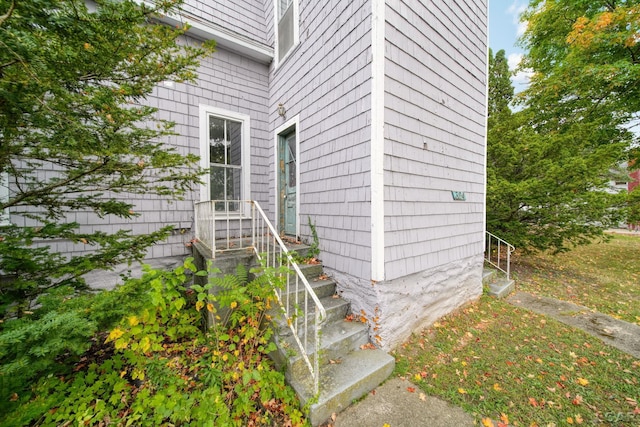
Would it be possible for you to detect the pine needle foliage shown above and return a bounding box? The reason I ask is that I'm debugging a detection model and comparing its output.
[0,0,215,316]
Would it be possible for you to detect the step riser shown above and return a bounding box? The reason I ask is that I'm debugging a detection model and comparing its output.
[278,279,336,301]
[272,323,370,372]
[288,329,370,375]
[272,299,349,329]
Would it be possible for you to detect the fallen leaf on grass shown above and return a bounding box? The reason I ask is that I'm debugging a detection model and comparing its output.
[500,413,509,424]
[576,377,589,386]
[458,388,467,394]
[407,387,416,393]
[481,418,494,427]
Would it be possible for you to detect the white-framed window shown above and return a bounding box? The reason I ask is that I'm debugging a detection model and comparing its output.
[199,105,250,212]
[0,171,9,226]
[274,0,299,65]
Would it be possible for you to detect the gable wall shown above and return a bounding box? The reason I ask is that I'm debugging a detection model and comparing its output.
[383,0,488,281]
[267,0,374,280]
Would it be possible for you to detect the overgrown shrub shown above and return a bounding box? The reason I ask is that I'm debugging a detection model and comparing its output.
[0,258,306,426]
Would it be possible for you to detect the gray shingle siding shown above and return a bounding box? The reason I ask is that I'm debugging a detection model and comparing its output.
[137,42,271,258]
[180,0,269,45]
[382,0,487,281]
[8,0,488,307]
[268,0,373,279]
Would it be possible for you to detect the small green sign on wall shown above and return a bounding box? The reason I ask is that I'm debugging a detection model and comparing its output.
[451,191,466,201]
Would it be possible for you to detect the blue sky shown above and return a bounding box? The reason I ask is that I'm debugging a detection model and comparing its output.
[488,0,531,90]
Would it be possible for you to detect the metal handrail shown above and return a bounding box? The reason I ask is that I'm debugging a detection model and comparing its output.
[485,231,515,280]
[194,200,326,394]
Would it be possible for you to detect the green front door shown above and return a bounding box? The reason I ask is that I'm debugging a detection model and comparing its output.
[279,132,297,236]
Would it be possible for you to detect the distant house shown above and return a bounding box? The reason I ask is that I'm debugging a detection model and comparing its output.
[630,168,639,193]
[4,0,489,350]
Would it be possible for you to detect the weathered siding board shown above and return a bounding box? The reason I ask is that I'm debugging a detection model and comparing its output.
[180,0,268,45]
[382,0,487,281]
[263,0,274,47]
[267,0,373,279]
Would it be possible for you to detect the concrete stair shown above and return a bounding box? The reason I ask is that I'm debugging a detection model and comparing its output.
[483,267,515,298]
[199,240,394,426]
[270,257,394,426]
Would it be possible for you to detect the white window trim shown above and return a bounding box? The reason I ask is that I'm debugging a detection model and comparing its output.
[274,115,300,237]
[0,171,9,226]
[199,105,251,215]
[273,0,300,68]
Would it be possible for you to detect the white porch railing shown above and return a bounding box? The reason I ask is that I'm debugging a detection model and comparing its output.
[194,200,326,394]
[485,231,515,280]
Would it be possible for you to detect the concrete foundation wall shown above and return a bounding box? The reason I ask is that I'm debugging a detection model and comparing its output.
[328,253,483,350]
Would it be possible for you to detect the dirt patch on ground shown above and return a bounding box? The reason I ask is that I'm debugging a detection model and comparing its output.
[507,291,640,359]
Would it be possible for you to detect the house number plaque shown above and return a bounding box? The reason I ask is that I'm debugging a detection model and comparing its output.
[451,191,466,201]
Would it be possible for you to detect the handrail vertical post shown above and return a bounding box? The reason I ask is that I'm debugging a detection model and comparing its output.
[211,201,216,258]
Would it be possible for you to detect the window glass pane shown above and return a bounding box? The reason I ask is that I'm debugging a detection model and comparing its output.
[227,167,242,202]
[278,4,294,59]
[209,116,226,164]
[279,0,292,19]
[206,113,244,208]
[287,136,296,187]
[227,120,242,166]
[210,166,226,201]
[209,116,225,143]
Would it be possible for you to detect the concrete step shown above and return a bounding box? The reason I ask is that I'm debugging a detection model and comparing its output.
[487,277,515,298]
[289,349,395,426]
[294,262,324,280]
[483,265,515,298]
[270,318,370,373]
[482,267,497,285]
[271,294,351,330]
[264,259,394,427]
[276,277,337,304]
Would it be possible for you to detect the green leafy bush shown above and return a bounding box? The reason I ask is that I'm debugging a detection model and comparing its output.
[0,259,307,426]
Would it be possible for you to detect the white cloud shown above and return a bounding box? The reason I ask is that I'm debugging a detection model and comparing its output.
[507,53,523,71]
[507,53,533,90]
[507,1,529,37]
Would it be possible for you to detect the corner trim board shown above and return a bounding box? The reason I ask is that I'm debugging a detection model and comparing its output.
[370,0,385,281]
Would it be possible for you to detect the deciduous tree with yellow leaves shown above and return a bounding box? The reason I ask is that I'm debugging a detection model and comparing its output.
[487,1,639,252]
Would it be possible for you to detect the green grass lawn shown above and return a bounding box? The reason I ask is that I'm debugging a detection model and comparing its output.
[394,235,640,426]
[513,234,640,326]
